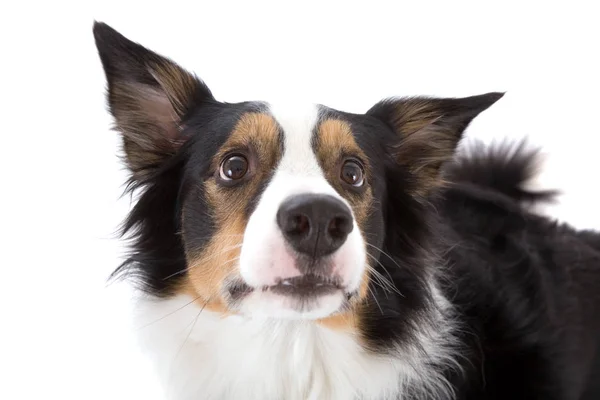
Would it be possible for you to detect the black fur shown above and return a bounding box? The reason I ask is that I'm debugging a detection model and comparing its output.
[437,143,600,399]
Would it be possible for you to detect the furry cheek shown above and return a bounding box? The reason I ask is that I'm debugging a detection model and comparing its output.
[182,215,246,313]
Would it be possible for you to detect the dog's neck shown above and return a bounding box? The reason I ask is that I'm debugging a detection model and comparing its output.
[132,289,458,400]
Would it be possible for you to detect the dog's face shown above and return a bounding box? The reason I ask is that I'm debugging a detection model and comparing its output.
[179,104,381,320]
[95,23,501,322]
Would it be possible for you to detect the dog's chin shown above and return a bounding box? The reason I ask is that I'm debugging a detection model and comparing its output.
[226,280,354,320]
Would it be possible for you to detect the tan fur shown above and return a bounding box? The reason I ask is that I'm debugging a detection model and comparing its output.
[181,113,281,310]
[318,311,358,331]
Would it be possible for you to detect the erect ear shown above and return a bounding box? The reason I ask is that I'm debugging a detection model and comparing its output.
[93,22,214,177]
[367,92,504,195]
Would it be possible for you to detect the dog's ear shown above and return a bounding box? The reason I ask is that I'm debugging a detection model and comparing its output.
[93,22,214,177]
[367,92,503,195]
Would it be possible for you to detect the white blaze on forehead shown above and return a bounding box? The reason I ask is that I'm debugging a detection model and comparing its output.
[267,101,323,176]
[264,102,341,198]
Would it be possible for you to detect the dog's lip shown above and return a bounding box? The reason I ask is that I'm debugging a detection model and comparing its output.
[227,281,254,301]
[227,275,345,299]
[272,274,342,289]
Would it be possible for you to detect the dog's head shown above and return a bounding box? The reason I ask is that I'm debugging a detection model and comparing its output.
[95,22,501,322]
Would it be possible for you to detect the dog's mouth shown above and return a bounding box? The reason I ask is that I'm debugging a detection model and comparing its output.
[227,274,345,301]
[270,275,343,296]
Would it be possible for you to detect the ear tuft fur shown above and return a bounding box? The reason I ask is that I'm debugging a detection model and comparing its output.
[367,92,504,195]
[93,22,214,178]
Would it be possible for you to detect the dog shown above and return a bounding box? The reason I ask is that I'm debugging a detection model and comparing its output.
[94,22,600,400]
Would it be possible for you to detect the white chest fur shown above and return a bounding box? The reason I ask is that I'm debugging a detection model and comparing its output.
[133,294,455,400]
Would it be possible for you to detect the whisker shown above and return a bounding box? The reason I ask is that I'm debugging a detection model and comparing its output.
[174,230,246,239]
[367,243,434,290]
[366,253,405,297]
[135,295,201,330]
[163,245,243,281]
[366,243,404,271]
[164,257,241,281]
[169,295,212,382]
[368,276,391,299]
[367,265,404,298]
[365,265,392,297]
[367,285,384,315]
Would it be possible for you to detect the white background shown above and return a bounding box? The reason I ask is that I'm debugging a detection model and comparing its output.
[1,1,598,399]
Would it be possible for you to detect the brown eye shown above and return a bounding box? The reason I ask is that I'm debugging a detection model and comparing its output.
[220,155,249,181]
[341,160,365,187]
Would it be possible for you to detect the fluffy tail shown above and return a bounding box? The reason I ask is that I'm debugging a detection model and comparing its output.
[444,139,559,203]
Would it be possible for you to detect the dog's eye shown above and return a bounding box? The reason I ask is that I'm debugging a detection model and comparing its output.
[220,155,249,181]
[341,160,365,187]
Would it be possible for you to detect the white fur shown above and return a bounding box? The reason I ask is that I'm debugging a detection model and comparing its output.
[239,103,366,319]
[133,288,458,400]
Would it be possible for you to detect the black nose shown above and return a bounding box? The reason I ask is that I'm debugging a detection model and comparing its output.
[276,194,354,258]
